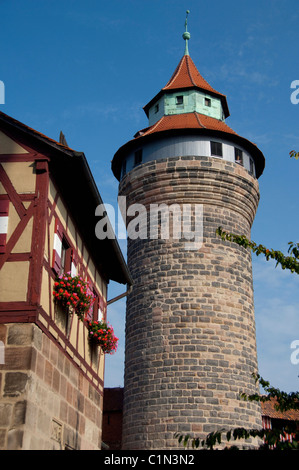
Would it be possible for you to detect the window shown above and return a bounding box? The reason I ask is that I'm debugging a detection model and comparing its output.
[234,148,243,165]
[60,237,72,274]
[154,104,159,114]
[211,141,223,157]
[176,95,183,105]
[85,287,98,322]
[249,158,255,175]
[0,199,9,254]
[98,295,106,321]
[134,149,142,166]
[92,292,99,322]
[204,97,211,107]
[52,218,75,276]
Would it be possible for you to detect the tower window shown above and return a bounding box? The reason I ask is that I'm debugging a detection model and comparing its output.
[234,148,243,165]
[176,95,184,105]
[134,149,143,166]
[154,104,159,114]
[204,97,211,107]
[211,141,223,157]
[249,158,255,175]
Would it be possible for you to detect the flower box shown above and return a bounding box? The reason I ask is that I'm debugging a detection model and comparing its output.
[88,320,119,354]
[53,273,95,321]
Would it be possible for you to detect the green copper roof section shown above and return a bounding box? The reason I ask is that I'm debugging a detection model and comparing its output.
[148,89,225,126]
[182,10,191,56]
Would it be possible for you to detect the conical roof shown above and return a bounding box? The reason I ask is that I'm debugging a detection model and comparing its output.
[163,54,220,92]
[144,54,230,118]
[136,112,237,138]
[112,19,265,181]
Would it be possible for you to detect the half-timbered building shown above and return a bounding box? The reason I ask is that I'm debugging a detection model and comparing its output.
[0,111,131,450]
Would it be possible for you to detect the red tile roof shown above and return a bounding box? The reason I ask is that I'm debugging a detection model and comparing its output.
[261,398,299,421]
[0,110,132,286]
[144,55,229,118]
[112,108,265,180]
[0,111,74,152]
[137,112,237,138]
[163,54,223,96]
[112,55,265,181]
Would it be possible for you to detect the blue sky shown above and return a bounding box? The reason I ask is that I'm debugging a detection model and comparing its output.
[1,0,298,393]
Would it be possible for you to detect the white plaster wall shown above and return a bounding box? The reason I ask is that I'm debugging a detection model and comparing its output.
[121,136,256,179]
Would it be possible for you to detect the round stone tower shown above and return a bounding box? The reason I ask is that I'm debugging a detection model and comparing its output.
[112,15,265,450]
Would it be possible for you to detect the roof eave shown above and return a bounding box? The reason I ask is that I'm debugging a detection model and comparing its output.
[0,112,132,286]
[112,126,265,181]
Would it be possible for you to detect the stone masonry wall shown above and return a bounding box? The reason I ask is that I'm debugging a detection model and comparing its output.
[0,323,103,450]
[119,156,262,449]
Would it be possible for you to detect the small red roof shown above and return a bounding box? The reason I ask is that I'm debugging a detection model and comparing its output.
[144,54,229,118]
[261,398,299,421]
[163,54,223,95]
[0,110,74,152]
[112,53,265,181]
[137,112,237,138]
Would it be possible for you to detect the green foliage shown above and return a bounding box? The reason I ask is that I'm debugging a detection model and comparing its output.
[290,150,299,159]
[216,227,299,274]
[240,374,299,412]
[176,375,299,450]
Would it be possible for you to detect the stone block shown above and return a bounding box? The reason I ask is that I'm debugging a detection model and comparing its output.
[0,324,7,343]
[7,428,23,450]
[7,324,33,346]
[3,347,32,370]
[0,403,12,426]
[13,401,26,426]
[4,372,30,397]
[0,429,6,449]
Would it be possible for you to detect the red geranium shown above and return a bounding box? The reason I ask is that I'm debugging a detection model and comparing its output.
[88,320,118,354]
[53,273,95,321]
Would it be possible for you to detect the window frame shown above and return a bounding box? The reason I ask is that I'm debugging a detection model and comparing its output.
[0,199,9,254]
[52,218,77,276]
[211,141,223,158]
[234,147,243,166]
[61,236,72,274]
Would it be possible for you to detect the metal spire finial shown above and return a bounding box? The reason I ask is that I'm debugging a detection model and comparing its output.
[182,10,191,55]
